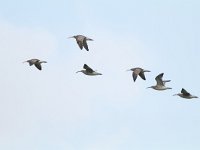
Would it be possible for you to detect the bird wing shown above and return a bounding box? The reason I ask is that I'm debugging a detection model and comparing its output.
[163,80,171,85]
[76,40,83,49]
[34,63,42,70]
[139,72,146,80]
[132,72,138,82]
[131,68,143,82]
[155,73,164,86]
[83,38,89,51]
[181,88,191,96]
[83,64,94,73]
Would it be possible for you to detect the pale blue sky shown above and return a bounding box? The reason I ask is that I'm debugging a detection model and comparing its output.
[0,0,199,150]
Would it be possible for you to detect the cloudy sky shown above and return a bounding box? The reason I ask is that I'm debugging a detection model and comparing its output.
[0,0,200,150]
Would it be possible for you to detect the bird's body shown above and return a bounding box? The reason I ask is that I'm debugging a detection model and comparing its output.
[23,59,47,70]
[149,84,171,91]
[76,64,102,76]
[174,88,198,99]
[127,67,150,82]
[147,73,172,90]
[69,35,93,51]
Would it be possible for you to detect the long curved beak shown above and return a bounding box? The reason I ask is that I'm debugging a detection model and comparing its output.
[22,61,27,63]
[68,36,74,39]
[173,94,178,96]
[163,80,171,83]
[126,69,132,72]
[146,87,152,89]
[76,71,81,73]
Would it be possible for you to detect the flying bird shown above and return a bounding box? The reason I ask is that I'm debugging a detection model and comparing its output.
[76,64,102,76]
[23,59,47,70]
[127,67,150,82]
[147,73,172,90]
[173,88,198,99]
[68,35,93,51]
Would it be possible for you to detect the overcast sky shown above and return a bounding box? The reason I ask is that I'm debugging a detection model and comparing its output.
[0,0,200,150]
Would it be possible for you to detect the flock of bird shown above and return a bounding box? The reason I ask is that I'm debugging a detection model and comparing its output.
[23,35,198,100]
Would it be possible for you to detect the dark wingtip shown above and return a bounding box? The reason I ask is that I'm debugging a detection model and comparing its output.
[83,64,88,69]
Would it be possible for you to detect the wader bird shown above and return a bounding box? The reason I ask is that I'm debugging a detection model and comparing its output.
[69,35,93,51]
[23,59,47,70]
[173,88,198,99]
[127,67,150,82]
[76,64,102,76]
[147,73,172,90]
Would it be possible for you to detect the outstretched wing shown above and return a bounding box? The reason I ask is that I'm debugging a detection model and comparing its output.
[76,40,83,49]
[139,72,146,80]
[83,64,94,73]
[155,73,164,86]
[83,38,89,51]
[34,63,42,70]
[163,80,171,85]
[131,68,141,82]
[181,88,191,96]
[132,72,138,82]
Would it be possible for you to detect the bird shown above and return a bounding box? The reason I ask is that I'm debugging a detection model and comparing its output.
[127,67,150,82]
[23,59,47,70]
[147,73,172,90]
[68,35,93,51]
[76,64,102,76]
[173,88,198,99]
